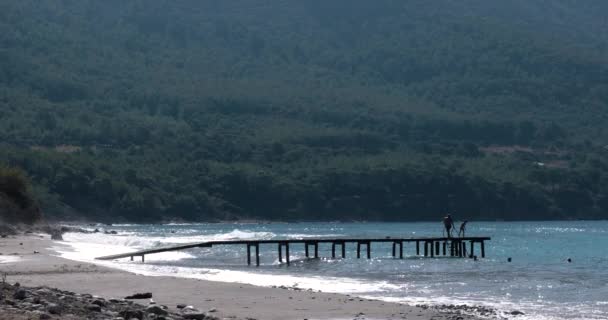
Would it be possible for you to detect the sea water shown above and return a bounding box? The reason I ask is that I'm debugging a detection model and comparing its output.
[54,221,608,320]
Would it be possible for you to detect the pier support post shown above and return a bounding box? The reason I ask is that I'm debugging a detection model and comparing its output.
[461,242,467,258]
[481,241,485,258]
[341,241,346,258]
[141,255,144,262]
[357,242,361,258]
[305,243,309,258]
[285,243,290,266]
[366,242,371,259]
[424,241,428,257]
[255,244,260,266]
[450,241,455,257]
[435,241,440,256]
[470,241,474,258]
[399,242,403,259]
[278,243,283,263]
[430,242,435,258]
[314,243,319,259]
[442,241,447,256]
[130,256,133,261]
[416,241,420,255]
[332,243,336,258]
[392,242,396,257]
[247,244,251,265]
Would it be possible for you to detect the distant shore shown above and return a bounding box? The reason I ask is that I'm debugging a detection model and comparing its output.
[0,232,489,320]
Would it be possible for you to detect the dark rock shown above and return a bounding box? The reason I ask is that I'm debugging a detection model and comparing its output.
[47,303,62,315]
[147,305,169,316]
[39,313,52,320]
[177,304,187,309]
[119,309,144,320]
[13,289,27,300]
[87,304,102,312]
[92,299,106,307]
[511,310,525,316]
[182,313,211,320]
[125,293,153,299]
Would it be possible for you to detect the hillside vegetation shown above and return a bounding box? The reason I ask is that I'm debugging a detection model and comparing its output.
[0,166,42,224]
[1,0,608,221]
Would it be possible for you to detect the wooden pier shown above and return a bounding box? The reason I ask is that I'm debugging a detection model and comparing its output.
[96,237,490,266]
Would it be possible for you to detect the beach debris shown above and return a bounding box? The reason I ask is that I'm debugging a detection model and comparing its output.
[177,304,187,309]
[125,292,153,299]
[511,310,525,315]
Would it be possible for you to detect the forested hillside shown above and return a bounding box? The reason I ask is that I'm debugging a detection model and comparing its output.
[1,0,608,222]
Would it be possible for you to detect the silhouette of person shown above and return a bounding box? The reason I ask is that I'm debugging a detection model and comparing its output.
[443,214,454,238]
[458,220,468,237]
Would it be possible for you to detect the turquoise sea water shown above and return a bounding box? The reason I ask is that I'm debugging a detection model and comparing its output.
[59,221,608,320]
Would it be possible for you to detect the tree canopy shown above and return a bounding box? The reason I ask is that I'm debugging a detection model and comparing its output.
[1,0,608,222]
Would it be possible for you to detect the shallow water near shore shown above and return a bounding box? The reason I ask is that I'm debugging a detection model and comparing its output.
[54,221,608,320]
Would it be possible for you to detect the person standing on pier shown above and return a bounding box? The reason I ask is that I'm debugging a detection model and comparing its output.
[443,214,455,238]
[458,220,468,237]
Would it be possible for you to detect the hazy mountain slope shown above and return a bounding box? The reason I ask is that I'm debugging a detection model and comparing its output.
[1,1,607,221]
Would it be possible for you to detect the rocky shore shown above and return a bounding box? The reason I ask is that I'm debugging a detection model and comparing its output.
[1,282,219,320]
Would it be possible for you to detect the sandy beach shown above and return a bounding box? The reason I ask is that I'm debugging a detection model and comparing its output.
[0,233,486,320]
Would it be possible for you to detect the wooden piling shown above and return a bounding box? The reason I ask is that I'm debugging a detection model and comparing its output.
[435,241,440,256]
[314,243,319,258]
[470,241,474,258]
[442,241,447,256]
[424,241,428,257]
[141,255,144,262]
[247,244,251,265]
[341,241,346,258]
[305,243,309,258]
[481,241,485,258]
[392,242,396,257]
[331,243,336,258]
[255,244,260,266]
[130,256,133,261]
[416,241,420,255]
[430,242,435,257]
[399,242,403,259]
[278,243,283,263]
[285,243,290,266]
[366,242,371,259]
[357,242,361,258]
[461,241,466,258]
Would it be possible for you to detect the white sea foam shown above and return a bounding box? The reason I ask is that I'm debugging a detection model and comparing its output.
[0,256,21,264]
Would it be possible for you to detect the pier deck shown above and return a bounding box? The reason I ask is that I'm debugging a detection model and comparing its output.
[96,237,490,266]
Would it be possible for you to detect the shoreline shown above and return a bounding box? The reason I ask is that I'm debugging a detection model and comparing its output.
[0,233,493,320]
